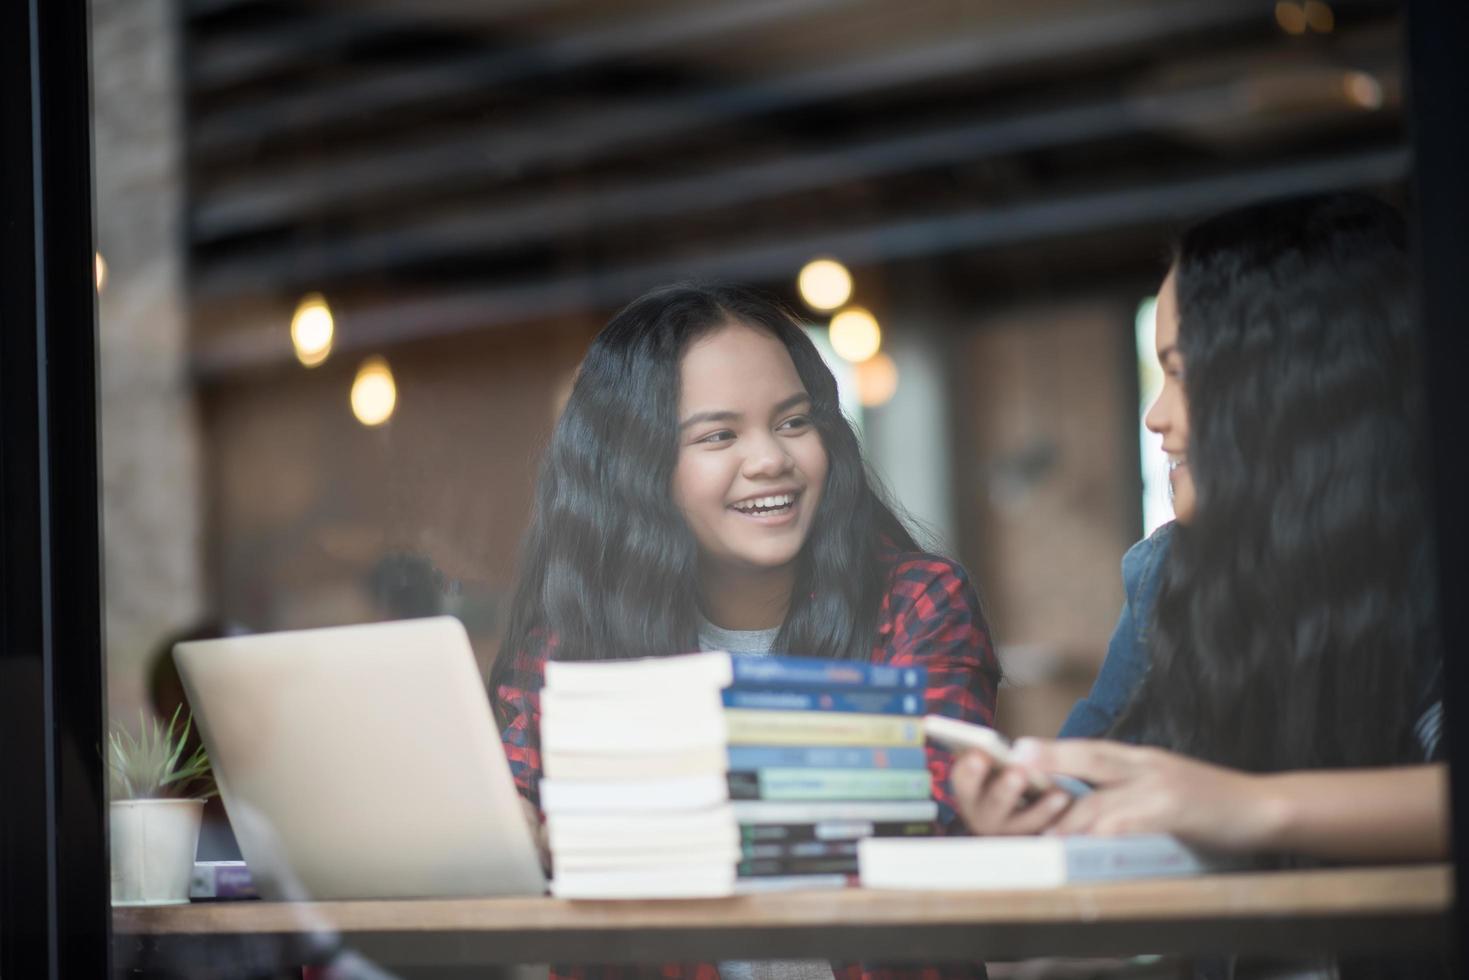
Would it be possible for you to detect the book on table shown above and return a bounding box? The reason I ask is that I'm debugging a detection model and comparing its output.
[719,655,935,886]
[539,653,737,900]
[858,834,1236,890]
[538,650,940,896]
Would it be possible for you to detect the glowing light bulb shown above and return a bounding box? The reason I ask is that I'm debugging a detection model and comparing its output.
[351,356,397,427]
[291,293,334,368]
[797,258,853,311]
[1343,71,1383,110]
[855,352,899,407]
[1304,0,1334,32]
[94,252,108,293]
[1274,1,1306,34]
[828,307,882,363]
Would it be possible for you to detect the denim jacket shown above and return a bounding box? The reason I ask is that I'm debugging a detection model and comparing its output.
[1058,522,1173,739]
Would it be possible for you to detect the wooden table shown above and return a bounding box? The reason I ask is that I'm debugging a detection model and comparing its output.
[113,865,1453,974]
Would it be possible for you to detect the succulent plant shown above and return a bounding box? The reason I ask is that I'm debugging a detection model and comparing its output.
[107,704,217,801]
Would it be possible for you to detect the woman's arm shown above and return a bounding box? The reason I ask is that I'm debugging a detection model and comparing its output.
[1014,738,1450,862]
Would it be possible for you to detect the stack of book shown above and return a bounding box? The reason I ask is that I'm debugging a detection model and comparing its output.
[539,653,740,899]
[724,656,937,891]
[537,651,938,898]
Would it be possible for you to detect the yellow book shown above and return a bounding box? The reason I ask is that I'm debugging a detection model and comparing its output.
[724,709,923,747]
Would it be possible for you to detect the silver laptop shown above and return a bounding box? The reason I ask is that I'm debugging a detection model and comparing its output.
[174,616,546,901]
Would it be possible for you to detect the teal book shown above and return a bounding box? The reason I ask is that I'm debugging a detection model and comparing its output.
[729,767,932,801]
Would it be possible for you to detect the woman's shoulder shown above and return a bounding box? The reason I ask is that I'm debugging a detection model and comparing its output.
[1120,521,1174,600]
[880,546,976,592]
[877,547,984,624]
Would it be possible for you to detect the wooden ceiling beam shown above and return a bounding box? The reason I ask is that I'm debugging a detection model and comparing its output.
[190,145,1409,381]
[190,9,419,92]
[190,0,865,156]
[194,60,1414,300]
[189,0,1270,242]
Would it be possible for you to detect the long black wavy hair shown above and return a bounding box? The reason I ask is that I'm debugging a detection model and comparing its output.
[491,282,918,718]
[1115,193,1439,772]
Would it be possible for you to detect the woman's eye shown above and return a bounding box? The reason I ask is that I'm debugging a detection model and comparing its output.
[777,415,813,432]
[696,430,735,445]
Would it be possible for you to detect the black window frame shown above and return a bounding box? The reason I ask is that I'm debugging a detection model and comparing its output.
[0,0,1463,976]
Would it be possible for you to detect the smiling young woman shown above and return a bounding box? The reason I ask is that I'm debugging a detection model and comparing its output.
[488,281,1001,980]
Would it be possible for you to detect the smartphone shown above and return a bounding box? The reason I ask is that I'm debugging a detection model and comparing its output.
[923,715,1092,797]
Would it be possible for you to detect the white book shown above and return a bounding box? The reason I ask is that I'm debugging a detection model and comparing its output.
[540,692,728,753]
[552,844,742,872]
[548,805,737,850]
[858,834,1233,890]
[551,825,740,856]
[544,744,729,781]
[733,799,938,825]
[551,864,736,900]
[540,773,729,814]
[545,651,734,694]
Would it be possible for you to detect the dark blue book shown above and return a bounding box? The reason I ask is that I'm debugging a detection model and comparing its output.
[722,687,923,715]
[727,745,928,771]
[730,655,925,691]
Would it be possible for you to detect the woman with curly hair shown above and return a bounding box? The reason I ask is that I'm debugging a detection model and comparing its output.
[491,281,1000,980]
[955,193,1447,861]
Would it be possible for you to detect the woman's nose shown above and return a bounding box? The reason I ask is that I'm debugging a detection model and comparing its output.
[741,434,793,479]
[1144,392,1169,435]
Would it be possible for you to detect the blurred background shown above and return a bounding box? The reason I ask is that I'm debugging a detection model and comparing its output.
[93,0,1409,745]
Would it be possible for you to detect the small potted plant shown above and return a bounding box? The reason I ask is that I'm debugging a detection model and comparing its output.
[107,705,217,905]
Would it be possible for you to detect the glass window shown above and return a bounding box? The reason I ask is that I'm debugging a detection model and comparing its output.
[74,1,1442,975]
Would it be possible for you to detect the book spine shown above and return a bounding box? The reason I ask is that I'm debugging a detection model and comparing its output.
[729,768,932,801]
[740,820,936,843]
[732,799,939,824]
[722,688,923,716]
[742,840,859,860]
[731,656,926,691]
[739,856,861,877]
[725,709,924,747]
[727,745,928,771]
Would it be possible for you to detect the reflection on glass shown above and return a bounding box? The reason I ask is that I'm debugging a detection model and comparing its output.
[855,352,899,409]
[350,356,397,427]
[290,292,334,368]
[828,307,881,364]
[797,258,853,312]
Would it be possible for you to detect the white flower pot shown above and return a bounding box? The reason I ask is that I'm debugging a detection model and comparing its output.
[109,798,205,906]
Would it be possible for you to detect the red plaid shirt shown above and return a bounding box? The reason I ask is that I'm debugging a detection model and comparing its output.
[494,550,1001,980]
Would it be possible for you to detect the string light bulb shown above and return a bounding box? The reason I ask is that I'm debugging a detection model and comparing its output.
[351,356,397,427]
[1343,71,1383,109]
[828,307,882,363]
[855,352,899,407]
[1304,0,1334,32]
[797,258,853,311]
[1274,1,1307,34]
[291,292,335,368]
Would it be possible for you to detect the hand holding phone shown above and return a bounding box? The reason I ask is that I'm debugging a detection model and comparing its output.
[923,715,1092,797]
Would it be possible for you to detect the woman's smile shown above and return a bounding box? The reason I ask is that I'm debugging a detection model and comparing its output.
[728,489,801,524]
